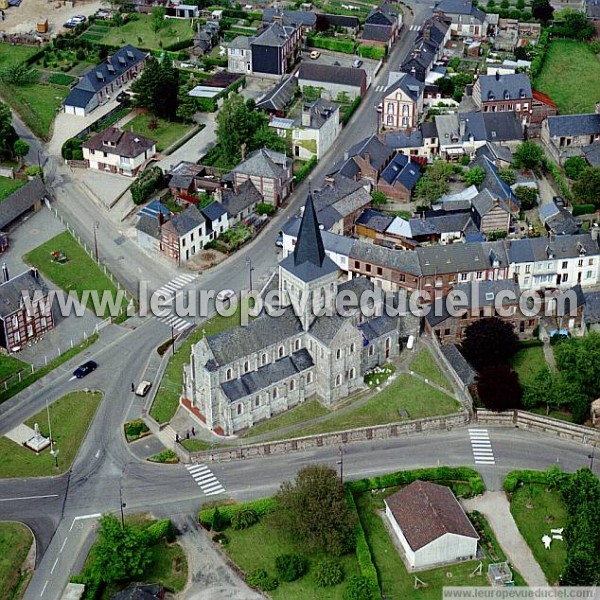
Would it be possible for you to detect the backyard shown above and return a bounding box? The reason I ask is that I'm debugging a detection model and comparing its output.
[0,43,38,67]
[0,391,102,478]
[0,354,30,384]
[409,347,453,392]
[0,177,27,201]
[24,231,128,317]
[510,484,568,585]
[535,40,600,114]
[126,113,194,152]
[509,341,546,387]
[0,521,33,600]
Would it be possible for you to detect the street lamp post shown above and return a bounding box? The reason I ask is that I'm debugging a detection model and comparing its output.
[337,445,344,484]
[588,444,595,471]
[45,398,54,458]
[119,487,126,529]
[93,222,99,263]
[246,257,254,292]
[171,325,175,356]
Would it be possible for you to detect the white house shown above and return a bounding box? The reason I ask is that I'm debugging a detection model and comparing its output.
[507,233,600,292]
[82,127,156,177]
[385,481,479,570]
[160,205,209,263]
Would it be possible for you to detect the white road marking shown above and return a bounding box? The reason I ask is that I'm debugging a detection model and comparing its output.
[50,557,59,574]
[40,581,48,597]
[469,428,496,465]
[95,450,101,458]
[69,513,102,532]
[59,538,67,553]
[186,464,226,495]
[0,494,59,502]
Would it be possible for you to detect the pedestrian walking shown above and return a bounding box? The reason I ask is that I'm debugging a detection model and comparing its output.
[186,430,190,440]
[191,426,195,436]
[131,382,135,392]
[176,433,180,443]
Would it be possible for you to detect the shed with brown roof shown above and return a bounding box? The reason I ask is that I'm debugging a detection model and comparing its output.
[384,480,479,569]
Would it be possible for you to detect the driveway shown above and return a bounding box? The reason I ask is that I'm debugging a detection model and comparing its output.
[301,50,380,89]
[462,492,549,586]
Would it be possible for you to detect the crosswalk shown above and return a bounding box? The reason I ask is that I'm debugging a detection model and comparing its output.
[468,428,496,465]
[409,24,420,31]
[153,275,197,332]
[186,464,226,496]
[375,85,387,92]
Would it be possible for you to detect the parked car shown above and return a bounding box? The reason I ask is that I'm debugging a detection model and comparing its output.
[95,9,111,19]
[73,360,98,379]
[310,51,321,60]
[71,14,87,23]
[135,381,152,397]
[116,91,130,103]
[216,289,235,302]
[553,196,566,208]
[63,20,77,28]
[275,233,283,247]
[377,103,383,113]
[352,58,363,68]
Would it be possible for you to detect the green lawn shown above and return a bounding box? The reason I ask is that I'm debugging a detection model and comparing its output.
[0,354,29,382]
[223,515,361,600]
[510,342,546,387]
[409,348,453,392]
[0,43,38,68]
[0,391,102,478]
[125,113,193,152]
[85,14,193,51]
[24,231,128,317]
[529,407,574,423]
[510,484,568,585]
[0,81,68,141]
[535,40,600,114]
[356,491,491,599]
[241,400,329,439]
[289,375,460,438]
[0,177,27,201]
[0,521,33,600]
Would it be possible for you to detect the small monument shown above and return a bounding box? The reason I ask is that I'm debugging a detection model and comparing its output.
[25,423,51,453]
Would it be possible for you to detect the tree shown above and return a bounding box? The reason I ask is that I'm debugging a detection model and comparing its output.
[344,576,376,600]
[0,63,37,86]
[371,190,387,205]
[514,185,538,210]
[461,317,519,370]
[415,160,455,204]
[274,465,356,556]
[13,139,29,167]
[531,0,554,23]
[132,55,179,121]
[92,515,152,583]
[516,0,525,9]
[555,11,596,40]
[554,331,600,400]
[572,166,600,207]
[522,368,581,416]
[464,166,486,187]
[477,365,522,411]
[250,125,287,154]
[0,100,18,161]
[151,7,166,36]
[513,141,544,170]
[498,168,516,186]
[212,506,225,532]
[500,0,509,8]
[564,156,587,180]
[437,77,455,98]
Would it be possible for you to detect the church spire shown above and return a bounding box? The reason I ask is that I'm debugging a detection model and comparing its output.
[294,190,326,267]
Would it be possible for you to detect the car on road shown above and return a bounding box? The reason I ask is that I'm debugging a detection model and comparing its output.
[73,360,98,379]
[553,195,566,208]
[216,289,235,302]
[275,233,284,247]
[352,58,363,68]
[377,103,383,113]
[310,51,321,59]
[72,15,87,23]
[135,381,152,397]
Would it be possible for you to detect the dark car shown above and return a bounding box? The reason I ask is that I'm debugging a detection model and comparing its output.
[73,360,98,379]
[63,20,77,28]
[553,196,566,208]
[116,91,130,103]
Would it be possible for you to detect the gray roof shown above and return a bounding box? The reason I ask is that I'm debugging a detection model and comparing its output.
[201,201,228,223]
[478,73,532,102]
[168,161,204,189]
[345,134,394,172]
[0,268,51,318]
[440,344,477,385]
[206,308,303,366]
[471,188,510,217]
[506,234,600,263]
[83,127,155,159]
[299,62,367,88]
[221,348,313,402]
[481,111,525,142]
[480,141,513,164]
[282,217,355,256]
[380,153,422,191]
[229,35,253,50]
[252,22,297,48]
[417,240,509,275]
[0,177,48,229]
[435,0,486,21]
[358,313,399,341]
[167,205,205,236]
[313,173,372,224]
[231,148,291,178]
[471,154,519,206]
[350,240,423,276]
[383,129,425,149]
[583,142,600,167]
[338,276,375,296]
[64,87,95,109]
[256,76,297,112]
[413,212,473,236]
[544,208,580,236]
[309,314,352,345]
[385,71,425,101]
[363,23,394,42]
[546,114,600,138]
[221,179,262,218]
[262,8,317,26]
[135,213,161,240]
[584,290,600,325]
[421,121,438,140]
[300,98,339,130]
[356,209,394,233]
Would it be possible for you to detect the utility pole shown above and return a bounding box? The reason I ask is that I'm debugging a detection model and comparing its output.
[171,325,175,356]
[337,445,344,484]
[93,222,99,262]
[46,397,54,458]
[119,487,126,529]
[246,257,254,292]
[589,444,596,471]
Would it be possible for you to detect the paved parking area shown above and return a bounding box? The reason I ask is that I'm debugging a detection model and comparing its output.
[300,49,381,89]
[69,167,133,210]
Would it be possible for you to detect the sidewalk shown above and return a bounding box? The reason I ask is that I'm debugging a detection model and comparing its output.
[462,492,549,586]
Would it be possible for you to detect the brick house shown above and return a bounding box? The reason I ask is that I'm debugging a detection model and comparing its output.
[160,205,208,263]
[472,72,533,123]
[375,152,422,201]
[362,3,402,50]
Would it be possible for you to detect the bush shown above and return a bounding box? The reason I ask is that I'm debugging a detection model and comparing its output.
[247,569,279,591]
[313,559,344,587]
[357,44,385,59]
[212,532,228,545]
[256,203,276,216]
[131,166,164,205]
[308,33,355,54]
[294,155,318,183]
[342,96,361,126]
[124,419,149,440]
[230,508,259,530]
[199,497,278,528]
[212,506,225,532]
[344,575,377,600]
[24,166,43,177]
[275,554,308,582]
[564,156,587,180]
[460,155,471,166]
[572,204,596,216]
[145,519,176,544]
[148,449,179,463]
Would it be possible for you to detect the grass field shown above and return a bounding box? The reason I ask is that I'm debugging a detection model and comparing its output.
[0,391,102,478]
[223,515,361,600]
[288,375,460,438]
[0,521,33,600]
[125,114,193,152]
[0,355,29,382]
[409,348,453,392]
[510,342,546,387]
[0,177,27,201]
[0,43,38,67]
[510,484,568,585]
[535,40,600,114]
[81,14,194,50]
[24,231,128,317]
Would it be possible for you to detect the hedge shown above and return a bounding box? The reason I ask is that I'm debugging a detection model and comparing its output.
[346,466,486,497]
[543,157,573,203]
[223,7,263,20]
[342,96,361,126]
[307,35,355,54]
[503,467,567,493]
[199,497,278,528]
[146,518,176,544]
[131,166,164,205]
[572,204,596,216]
[163,39,194,52]
[357,44,386,60]
[294,156,317,183]
[530,29,550,80]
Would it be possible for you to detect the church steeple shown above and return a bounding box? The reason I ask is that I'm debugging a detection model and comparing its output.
[293,190,326,268]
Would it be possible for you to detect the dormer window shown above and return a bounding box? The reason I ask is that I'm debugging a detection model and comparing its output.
[504,92,510,100]
[519,89,526,98]
[577,243,587,256]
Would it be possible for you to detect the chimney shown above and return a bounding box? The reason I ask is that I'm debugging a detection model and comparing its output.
[241,143,247,162]
[324,176,335,186]
[32,267,38,281]
[365,151,372,166]
[595,102,600,115]
[214,187,223,203]
[158,211,165,226]
[301,103,312,127]
[493,198,500,206]
[2,263,8,283]
[592,224,599,242]
[495,70,500,81]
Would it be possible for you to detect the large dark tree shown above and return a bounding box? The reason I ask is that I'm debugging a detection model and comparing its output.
[573,166,600,207]
[513,141,544,170]
[531,0,554,23]
[476,365,522,411]
[0,100,18,161]
[461,317,519,370]
[131,56,179,121]
[273,465,356,556]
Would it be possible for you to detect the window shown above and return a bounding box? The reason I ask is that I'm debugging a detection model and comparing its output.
[290,379,295,391]
[589,258,594,266]
[386,337,391,350]
[41,317,47,328]
[402,117,408,126]
[237,404,243,415]
[11,315,18,329]
[307,372,313,384]
[27,324,33,338]
[335,374,342,387]
[476,271,483,279]
[295,339,301,351]
[387,103,394,114]
[366,264,371,273]
[244,360,249,373]
[226,368,232,380]
[350,342,356,353]
[272,387,278,399]
[525,265,531,274]
[349,368,356,380]
[278,345,285,358]
[336,348,342,360]
[354,260,360,269]
[562,261,568,269]
[578,259,583,267]
[460,273,468,281]
[444,328,451,336]
[261,353,268,365]
[255,397,260,407]
[387,115,393,126]
[586,270,593,279]
[14,331,20,343]
[368,345,374,356]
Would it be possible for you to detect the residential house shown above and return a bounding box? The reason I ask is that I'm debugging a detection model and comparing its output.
[382,128,432,160]
[475,141,514,169]
[381,72,425,130]
[409,210,476,244]
[493,18,519,52]
[531,90,557,126]
[541,111,600,164]
[539,203,580,236]
[472,72,533,122]
[0,177,48,230]
[0,268,55,351]
[262,8,317,33]
[226,148,293,207]
[298,63,367,101]
[166,1,199,18]
[507,233,600,291]
[334,134,395,186]
[192,20,220,57]
[64,45,147,116]
[220,180,263,225]
[167,161,223,202]
[421,15,452,50]
[135,199,171,253]
[315,13,360,35]
[433,0,489,38]
[82,127,156,177]
[470,188,511,234]
[201,201,229,238]
[251,22,302,78]
[586,0,600,20]
[470,153,520,212]
[354,208,394,241]
[228,36,253,74]
[517,22,541,46]
[584,289,600,332]
[401,38,439,83]
[256,76,297,116]
[362,3,402,50]
[160,205,208,263]
[376,152,422,201]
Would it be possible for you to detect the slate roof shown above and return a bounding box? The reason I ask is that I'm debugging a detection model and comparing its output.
[358,313,398,341]
[64,87,95,109]
[231,148,292,178]
[409,217,439,237]
[506,234,600,263]
[436,0,480,15]
[229,35,252,50]
[221,179,262,218]
[168,161,204,189]
[135,213,161,240]
[350,240,423,275]
[363,23,394,42]
[256,76,297,112]
[111,584,163,600]
[584,290,600,325]
[136,199,171,219]
[421,16,450,46]
[252,22,297,48]
[471,154,519,207]
[382,129,424,149]
[221,348,313,401]
[262,8,317,27]
[440,344,477,385]
[298,62,367,88]
[345,134,394,172]
[165,205,205,236]
[312,173,371,224]
[302,98,339,129]
[384,71,425,101]
[421,121,438,140]
[0,177,48,229]
[471,188,510,217]
[544,208,580,236]
[201,201,228,223]
[417,240,509,275]
[478,72,532,102]
[0,268,51,318]
[379,153,422,191]
[401,38,438,72]
[386,480,479,551]
[282,217,355,256]
[206,308,304,366]
[546,113,600,138]
[309,314,351,345]
[414,212,473,236]
[583,142,600,167]
[82,127,155,158]
[356,208,394,233]
[479,141,513,164]
[317,13,360,28]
